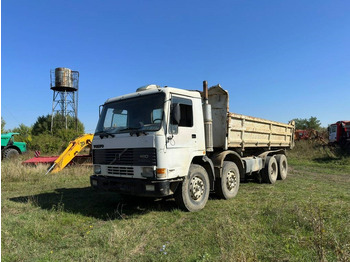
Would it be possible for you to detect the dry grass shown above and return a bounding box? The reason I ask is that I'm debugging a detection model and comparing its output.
[1,145,350,261]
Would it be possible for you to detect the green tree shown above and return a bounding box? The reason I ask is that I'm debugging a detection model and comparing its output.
[307,116,322,130]
[293,118,308,130]
[292,116,322,130]
[32,114,84,135]
[29,133,67,154]
[10,124,33,144]
[29,114,85,154]
[31,114,52,135]
[1,117,6,133]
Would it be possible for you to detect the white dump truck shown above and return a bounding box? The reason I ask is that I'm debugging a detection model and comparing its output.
[90,81,294,211]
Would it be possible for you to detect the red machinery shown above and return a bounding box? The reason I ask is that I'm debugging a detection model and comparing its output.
[329,121,350,147]
[295,130,309,140]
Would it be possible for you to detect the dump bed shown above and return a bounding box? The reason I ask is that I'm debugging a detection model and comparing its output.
[228,112,294,149]
[208,85,294,150]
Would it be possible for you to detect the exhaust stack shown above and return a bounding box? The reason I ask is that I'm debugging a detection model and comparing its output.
[203,81,213,152]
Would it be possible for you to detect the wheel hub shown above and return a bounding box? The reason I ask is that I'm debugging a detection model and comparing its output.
[190,176,204,201]
[281,161,287,173]
[271,163,277,175]
[226,170,237,191]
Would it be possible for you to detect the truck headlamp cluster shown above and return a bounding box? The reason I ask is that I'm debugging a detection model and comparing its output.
[94,165,101,174]
[141,167,154,178]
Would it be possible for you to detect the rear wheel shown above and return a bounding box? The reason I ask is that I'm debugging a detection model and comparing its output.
[262,156,278,184]
[3,148,19,159]
[215,161,240,199]
[275,154,288,180]
[175,164,209,212]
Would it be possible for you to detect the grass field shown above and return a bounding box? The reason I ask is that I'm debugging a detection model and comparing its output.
[2,141,350,261]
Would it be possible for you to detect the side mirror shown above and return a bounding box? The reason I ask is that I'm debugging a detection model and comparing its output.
[171,103,181,125]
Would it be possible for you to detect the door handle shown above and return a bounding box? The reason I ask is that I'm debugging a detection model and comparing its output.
[192,134,196,139]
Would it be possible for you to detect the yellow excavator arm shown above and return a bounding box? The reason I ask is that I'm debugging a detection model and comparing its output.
[46,134,94,174]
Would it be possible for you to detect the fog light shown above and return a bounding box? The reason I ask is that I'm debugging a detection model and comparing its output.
[146,185,155,191]
[142,167,154,178]
[92,180,98,186]
[94,165,101,174]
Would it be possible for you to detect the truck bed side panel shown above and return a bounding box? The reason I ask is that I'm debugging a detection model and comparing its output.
[228,113,294,149]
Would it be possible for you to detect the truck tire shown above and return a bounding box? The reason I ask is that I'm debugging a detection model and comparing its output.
[262,156,278,184]
[3,148,19,159]
[275,154,288,180]
[215,161,240,199]
[174,164,210,212]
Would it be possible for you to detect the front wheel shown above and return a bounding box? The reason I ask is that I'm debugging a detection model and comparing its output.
[215,161,240,199]
[175,164,210,212]
[3,148,19,159]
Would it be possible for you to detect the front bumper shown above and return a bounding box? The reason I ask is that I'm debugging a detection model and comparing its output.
[90,175,179,197]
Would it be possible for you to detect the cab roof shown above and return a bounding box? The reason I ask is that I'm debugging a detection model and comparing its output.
[1,132,19,139]
[104,86,202,104]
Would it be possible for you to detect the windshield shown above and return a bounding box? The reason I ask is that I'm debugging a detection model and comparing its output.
[95,93,165,135]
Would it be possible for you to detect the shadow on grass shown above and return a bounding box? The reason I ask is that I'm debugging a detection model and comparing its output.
[313,154,349,165]
[9,187,178,220]
[313,157,342,164]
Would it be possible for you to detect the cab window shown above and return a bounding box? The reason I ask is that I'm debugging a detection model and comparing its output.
[170,96,193,133]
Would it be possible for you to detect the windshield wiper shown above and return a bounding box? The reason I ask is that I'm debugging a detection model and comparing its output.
[119,127,140,132]
[95,131,115,139]
[120,126,148,136]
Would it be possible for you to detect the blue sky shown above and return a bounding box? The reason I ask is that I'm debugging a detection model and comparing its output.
[2,0,350,133]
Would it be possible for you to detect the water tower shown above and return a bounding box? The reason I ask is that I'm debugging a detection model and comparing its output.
[50,67,79,132]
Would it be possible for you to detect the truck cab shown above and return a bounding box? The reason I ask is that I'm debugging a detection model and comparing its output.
[329,121,350,145]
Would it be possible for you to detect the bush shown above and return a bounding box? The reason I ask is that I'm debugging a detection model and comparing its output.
[2,115,86,155]
[28,128,86,154]
[10,124,33,145]
[32,114,84,136]
[28,114,85,154]
[28,134,67,154]
[55,128,84,143]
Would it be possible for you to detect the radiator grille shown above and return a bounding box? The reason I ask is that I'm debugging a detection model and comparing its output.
[93,148,157,166]
[107,166,134,176]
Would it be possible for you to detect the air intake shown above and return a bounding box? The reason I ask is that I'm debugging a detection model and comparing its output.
[136,84,159,92]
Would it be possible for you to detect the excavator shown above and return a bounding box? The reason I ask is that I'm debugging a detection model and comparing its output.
[46,133,93,174]
[23,134,93,174]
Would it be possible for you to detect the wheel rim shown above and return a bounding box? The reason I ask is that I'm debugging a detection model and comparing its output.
[281,161,287,174]
[226,170,237,191]
[190,176,205,201]
[271,162,277,179]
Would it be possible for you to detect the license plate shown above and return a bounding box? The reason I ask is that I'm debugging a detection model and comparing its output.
[145,185,155,191]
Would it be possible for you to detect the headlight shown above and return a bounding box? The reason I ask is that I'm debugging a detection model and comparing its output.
[141,167,154,178]
[94,165,101,174]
